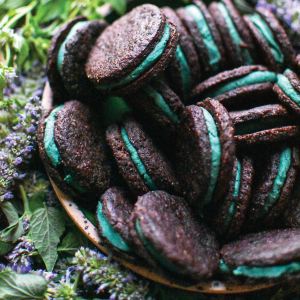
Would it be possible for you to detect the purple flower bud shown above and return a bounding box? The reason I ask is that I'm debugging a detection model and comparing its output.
[14,157,22,165]
[27,125,36,133]
[110,293,117,300]
[13,173,18,178]
[3,192,14,200]
[19,263,32,274]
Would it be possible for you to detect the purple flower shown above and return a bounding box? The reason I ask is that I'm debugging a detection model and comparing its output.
[14,157,22,165]
[3,192,13,200]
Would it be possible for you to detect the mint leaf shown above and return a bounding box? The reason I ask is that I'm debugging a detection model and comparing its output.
[29,206,65,271]
[107,0,126,15]
[0,241,14,255]
[0,271,47,300]
[28,190,47,213]
[58,227,90,251]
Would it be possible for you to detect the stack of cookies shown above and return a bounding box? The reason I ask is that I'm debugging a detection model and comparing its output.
[39,0,300,285]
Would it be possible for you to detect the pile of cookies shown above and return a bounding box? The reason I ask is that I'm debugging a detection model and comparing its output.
[39,0,300,284]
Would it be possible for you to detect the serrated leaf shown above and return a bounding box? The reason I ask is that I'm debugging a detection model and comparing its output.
[28,190,47,213]
[58,227,89,251]
[0,271,47,300]
[29,206,65,271]
[107,0,126,15]
[0,201,19,225]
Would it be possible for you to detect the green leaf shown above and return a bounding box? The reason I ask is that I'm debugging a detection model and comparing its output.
[0,201,19,225]
[13,34,29,68]
[0,271,47,300]
[35,0,67,23]
[58,227,89,251]
[29,206,65,271]
[107,0,126,15]
[0,241,14,255]
[28,190,47,213]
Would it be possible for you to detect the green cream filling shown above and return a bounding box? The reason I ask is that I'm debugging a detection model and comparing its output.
[185,5,221,72]
[175,45,191,94]
[263,146,291,213]
[97,202,132,252]
[201,108,221,207]
[44,106,85,193]
[218,3,253,65]
[250,14,283,64]
[203,71,276,100]
[102,96,132,127]
[233,262,300,278]
[136,219,178,273]
[144,86,178,124]
[277,71,300,107]
[98,23,171,90]
[57,21,88,75]
[222,160,241,231]
[120,127,158,190]
[220,259,300,278]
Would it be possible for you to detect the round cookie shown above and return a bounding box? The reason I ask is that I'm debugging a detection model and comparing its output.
[245,145,299,229]
[47,17,107,104]
[244,8,297,73]
[106,116,181,197]
[230,104,300,146]
[274,69,300,116]
[209,0,255,68]
[176,99,235,212]
[95,187,136,261]
[176,0,225,78]
[162,7,201,100]
[38,101,112,203]
[221,229,300,280]
[129,191,219,280]
[190,65,277,109]
[85,4,179,96]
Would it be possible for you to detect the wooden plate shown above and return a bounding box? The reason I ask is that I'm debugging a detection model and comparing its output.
[42,83,275,294]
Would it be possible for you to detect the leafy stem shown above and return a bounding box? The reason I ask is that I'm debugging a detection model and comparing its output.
[72,271,81,293]
[19,184,32,218]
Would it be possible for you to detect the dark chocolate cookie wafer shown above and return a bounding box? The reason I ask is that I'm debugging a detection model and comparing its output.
[86,4,179,95]
[129,191,219,280]
[176,99,235,212]
[47,17,107,104]
[230,104,300,146]
[106,116,181,196]
[38,101,112,203]
[209,0,255,68]
[221,229,300,280]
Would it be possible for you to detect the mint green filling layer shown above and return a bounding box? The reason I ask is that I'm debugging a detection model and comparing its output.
[233,262,300,278]
[277,72,300,107]
[102,96,132,127]
[44,105,64,167]
[175,45,191,94]
[57,21,87,75]
[185,5,221,72]
[264,146,291,213]
[120,127,158,190]
[250,14,283,64]
[44,105,85,193]
[136,219,178,273]
[201,108,221,206]
[98,23,170,90]
[144,86,178,124]
[204,71,276,99]
[218,3,253,65]
[97,202,132,252]
[222,160,241,231]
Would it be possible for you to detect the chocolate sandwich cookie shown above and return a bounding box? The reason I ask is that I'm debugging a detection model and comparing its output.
[176,99,235,212]
[245,145,299,229]
[213,156,254,241]
[47,17,107,104]
[274,69,300,116]
[38,101,112,202]
[209,0,255,68]
[230,104,300,146]
[244,8,297,73]
[176,0,225,78]
[106,116,181,196]
[86,4,179,96]
[96,187,136,261]
[129,191,219,280]
[162,7,201,100]
[124,79,184,146]
[190,65,277,109]
[221,229,300,280]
